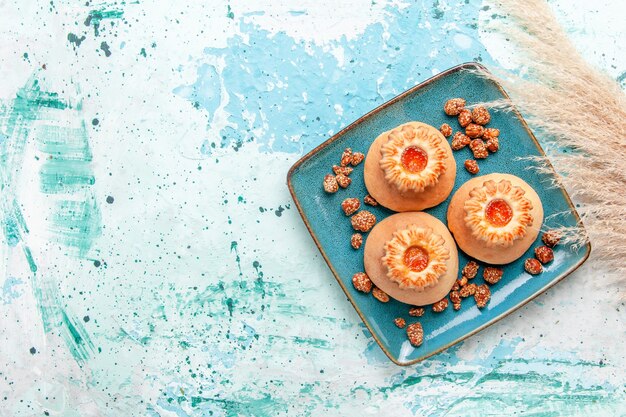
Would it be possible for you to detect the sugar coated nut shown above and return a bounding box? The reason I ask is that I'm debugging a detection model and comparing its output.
[483,267,503,285]
[486,137,499,153]
[408,307,425,317]
[341,198,360,216]
[451,280,460,291]
[394,318,406,329]
[466,123,485,138]
[470,139,488,159]
[474,284,491,308]
[351,233,363,249]
[432,298,449,313]
[483,128,500,140]
[351,152,365,166]
[524,258,543,275]
[451,132,471,150]
[336,174,351,188]
[458,109,472,127]
[323,174,338,193]
[440,123,453,137]
[333,165,353,176]
[464,159,479,174]
[351,211,376,232]
[406,322,424,347]
[352,272,372,293]
[535,246,554,264]
[444,98,466,116]
[462,261,479,279]
[458,276,468,287]
[453,302,462,311]
[372,287,390,302]
[364,194,378,206]
[459,283,477,298]
[449,290,461,304]
[340,148,353,167]
[471,106,491,125]
[542,231,561,247]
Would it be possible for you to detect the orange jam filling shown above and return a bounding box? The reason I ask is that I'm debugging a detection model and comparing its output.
[403,246,429,272]
[401,146,428,173]
[485,199,513,227]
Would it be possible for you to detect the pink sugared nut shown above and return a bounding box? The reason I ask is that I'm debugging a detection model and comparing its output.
[323,174,338,193]
[458,109,472,127]
[471,106,491,125]
[535,246,554,264]
[351,211,376,232]
[352,272,372,293]
[341,198,360,216]
[451,132,471,150]
[464,159,479,174]
[444,98,466,116]
[440,123,453,137]
[406,322,424,347]
[524,258,543,275]
[340,148,353,167]
[336,174,351,188]
[351,152,365,166]
[351,233,363,249]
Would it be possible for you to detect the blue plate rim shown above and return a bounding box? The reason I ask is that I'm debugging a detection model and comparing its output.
[286,62,591,366]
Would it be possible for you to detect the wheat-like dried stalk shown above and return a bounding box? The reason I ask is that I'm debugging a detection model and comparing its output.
[474,0,626,280]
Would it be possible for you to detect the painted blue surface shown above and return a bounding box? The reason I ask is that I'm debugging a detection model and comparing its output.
[174,2,493,155]
[288,64,589,364]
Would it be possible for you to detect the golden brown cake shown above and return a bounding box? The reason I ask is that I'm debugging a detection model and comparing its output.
[364,122,456,212]
[447,173,543,264]
[364,212,459,305]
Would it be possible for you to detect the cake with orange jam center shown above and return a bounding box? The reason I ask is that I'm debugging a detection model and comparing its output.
[447,173,543,264]
[364,122,456,212]
[364,212,459,306]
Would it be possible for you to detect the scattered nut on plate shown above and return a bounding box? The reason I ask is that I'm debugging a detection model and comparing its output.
[406,322,424,347]
[474,284,491,308]
[351,211,376,232]
[535,246,554,264]
[372,287,390,303]
[524,258,543,275]
[462,261,479,279]
[542,231,561,248]
[336,173,351,188]
[323,174,338,193]
[394,318,406,329]
[340,148,353,167]
[471,106,491,125]
[352,272,372,293]
[451,132,471,150]
[432,298,449,313]
[350,233,363,249]
[458,109,472,127]
[341,198,360,216]
[440,123,453,137]
[444,98,466,116]
[483,267,503,285]
[408,307,425,317]
[464,159,479,174]
[363,194,378,206]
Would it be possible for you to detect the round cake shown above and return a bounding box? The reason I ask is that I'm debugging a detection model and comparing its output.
[364,121,456,212]
[364,212,459,305]
[446,173,543,264]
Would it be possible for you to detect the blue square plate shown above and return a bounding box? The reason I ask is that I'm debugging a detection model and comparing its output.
[287,62,590,365]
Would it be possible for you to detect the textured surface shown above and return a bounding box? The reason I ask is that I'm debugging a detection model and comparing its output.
[0,0,624,416]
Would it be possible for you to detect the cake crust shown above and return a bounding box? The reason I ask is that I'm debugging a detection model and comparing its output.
[364,212,459,305]
[364,122,456,212]
[447,173,543,264]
